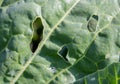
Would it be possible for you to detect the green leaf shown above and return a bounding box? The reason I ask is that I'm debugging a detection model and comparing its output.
[0,0,3,6]
[74,63,120,84]
[0,0,120,84]
[1,0,19,6]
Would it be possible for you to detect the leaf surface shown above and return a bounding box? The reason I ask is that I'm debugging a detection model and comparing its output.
[0,0,120,84]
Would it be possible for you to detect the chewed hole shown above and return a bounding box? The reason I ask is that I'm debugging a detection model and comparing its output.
[58,46,69,62]
[92,15,98,21]
[87,15,98,32]
[49,67,56,73]
[30,17,44,52]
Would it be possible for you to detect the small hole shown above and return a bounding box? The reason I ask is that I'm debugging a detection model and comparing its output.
[87,15,98,32]
[92,15,98,21]
[30,17,44,52]
[49,67,56,73]
[58,46,69,62]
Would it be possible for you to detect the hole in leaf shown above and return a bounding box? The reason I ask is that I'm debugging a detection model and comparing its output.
[58,46,69,62]
[87,15,98,32]
[30,17,44,52]
[49,67,56,73]
[92,15,98,21]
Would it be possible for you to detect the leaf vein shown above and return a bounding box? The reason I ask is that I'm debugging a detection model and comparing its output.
[10,0,81,83]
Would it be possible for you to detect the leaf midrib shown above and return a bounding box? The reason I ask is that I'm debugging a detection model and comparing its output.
[10,0,81,83]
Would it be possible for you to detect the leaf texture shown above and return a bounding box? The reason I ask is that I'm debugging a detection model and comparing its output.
[0,0,120,84]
